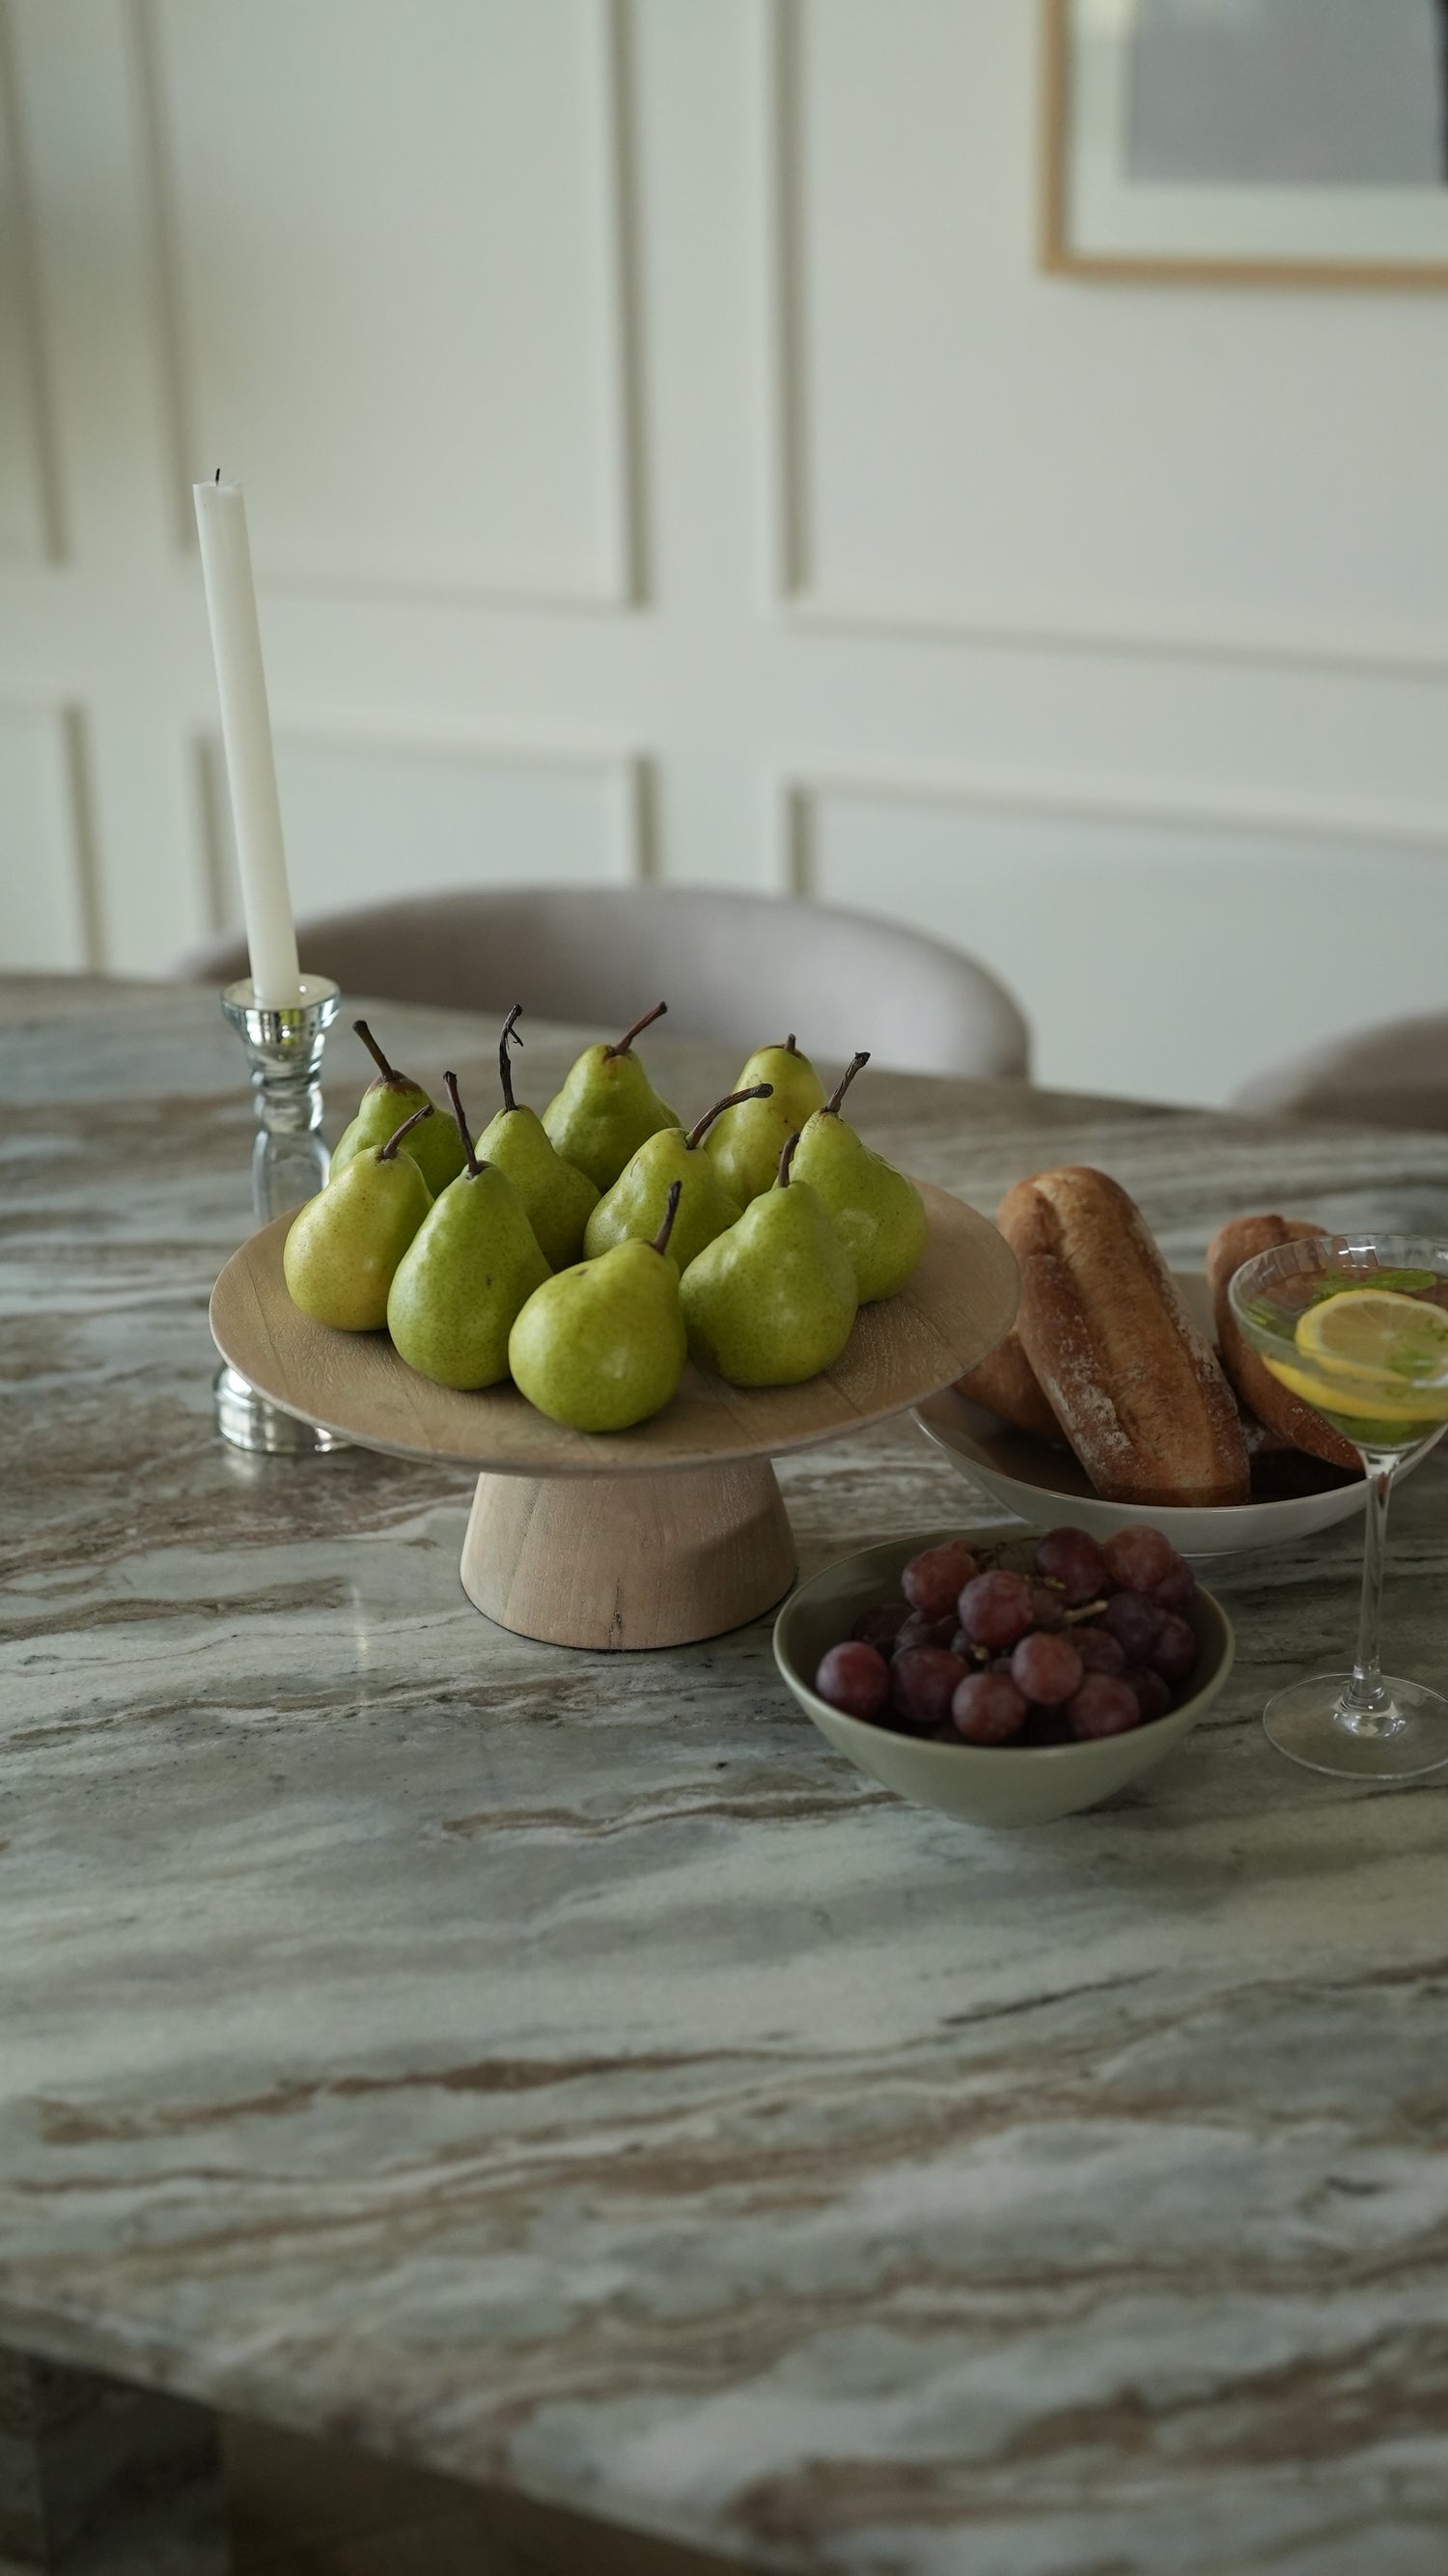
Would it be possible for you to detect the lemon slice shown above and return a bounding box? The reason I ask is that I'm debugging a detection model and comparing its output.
[1295,1288,1448,1386]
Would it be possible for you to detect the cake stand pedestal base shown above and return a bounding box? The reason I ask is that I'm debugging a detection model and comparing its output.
[460,1460,797,1650]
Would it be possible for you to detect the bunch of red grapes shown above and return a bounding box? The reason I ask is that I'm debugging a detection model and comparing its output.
[813,1524,1198,1748]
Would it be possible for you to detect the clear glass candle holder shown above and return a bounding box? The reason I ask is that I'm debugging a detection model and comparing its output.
[215,973,345,1454]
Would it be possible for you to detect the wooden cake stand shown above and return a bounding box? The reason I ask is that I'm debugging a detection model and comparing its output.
[209,1183,1017,1651]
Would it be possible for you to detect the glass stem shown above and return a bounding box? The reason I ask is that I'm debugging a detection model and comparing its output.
[1340,1450,1397,1727]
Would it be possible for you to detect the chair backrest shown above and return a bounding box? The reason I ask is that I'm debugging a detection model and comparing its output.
[1231,1012,1448,1131]
[176,885,1030,1078]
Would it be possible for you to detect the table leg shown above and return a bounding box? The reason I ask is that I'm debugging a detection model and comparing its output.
[0,2353,225,2575]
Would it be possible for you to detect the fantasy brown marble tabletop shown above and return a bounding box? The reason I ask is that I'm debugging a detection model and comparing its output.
[6,975,1448,2576]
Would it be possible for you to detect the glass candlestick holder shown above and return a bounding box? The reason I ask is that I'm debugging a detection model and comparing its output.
[215,973,345,1454]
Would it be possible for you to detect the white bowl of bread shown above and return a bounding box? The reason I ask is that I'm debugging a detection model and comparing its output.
[915,1168,1410,1556]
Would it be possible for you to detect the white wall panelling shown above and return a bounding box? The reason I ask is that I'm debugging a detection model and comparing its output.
[769,0,1448,677]
[0,704,95,970]
[199,737,649,941]
[140,0,639,607]
[0,0,1445,1104]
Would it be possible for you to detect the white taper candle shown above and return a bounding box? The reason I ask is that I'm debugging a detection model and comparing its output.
[193,476,301,1007]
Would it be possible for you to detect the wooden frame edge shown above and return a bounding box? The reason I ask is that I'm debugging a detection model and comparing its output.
[1036,0,1448,291]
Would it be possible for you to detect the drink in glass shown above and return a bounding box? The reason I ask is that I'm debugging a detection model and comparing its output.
[1229,1234,1448,1778]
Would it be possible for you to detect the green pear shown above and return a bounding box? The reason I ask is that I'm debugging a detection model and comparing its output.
[284,1104,434,1331]
[471,1005,598,1269]
[704,1035,825,1207]
[543,1002,680,1194]
[740,1033,825,1130]
[792,1050,928,1302]
[681,1134,857,1386]
[582,1081,773,1274]
[386,1073,550,1388]
[509,1181,686,1433]
[330,1020,465,1198]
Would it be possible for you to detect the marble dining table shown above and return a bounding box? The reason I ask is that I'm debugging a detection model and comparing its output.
[6,971,1448,2576]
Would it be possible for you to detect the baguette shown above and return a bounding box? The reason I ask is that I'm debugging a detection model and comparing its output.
[1206,1215,1358,1470]
[998,1167,1250,1507]
[956,1328,1065,1445]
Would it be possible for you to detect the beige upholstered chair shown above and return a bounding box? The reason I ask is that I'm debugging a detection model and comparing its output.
[1231,1013,1448,1131]
[177,885,1031,1078]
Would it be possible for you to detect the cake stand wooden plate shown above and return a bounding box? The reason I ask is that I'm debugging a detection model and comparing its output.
[210,1185,1017,1650]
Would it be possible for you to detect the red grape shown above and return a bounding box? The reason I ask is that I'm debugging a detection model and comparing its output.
[902,1540,980,1620]
[851,1600,910,1656]
[1102,1526,1180,1594]
[1123,1666,1171,1722]
[1151,1612,1197,1683]
[891,1646,968,1728]
[1152,1557,1196,1610]
[1067,1673,1141,1740]
[958,1568,1036,1649]
[1101,1590,1165,1661]
[1010,1631,1085,1707]
[814,1640,890,1719]
[1076,1626,1126,1676]
[897,1610,958,1653]
[1028,1583,1068,1633]
[1034,1526,1106,1606]
[951,1670,1028,1745]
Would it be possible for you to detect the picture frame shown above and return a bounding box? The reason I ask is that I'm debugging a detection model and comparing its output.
[1040,0,1448,288]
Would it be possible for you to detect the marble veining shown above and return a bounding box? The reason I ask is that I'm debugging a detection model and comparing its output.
[5,981,1448,2573]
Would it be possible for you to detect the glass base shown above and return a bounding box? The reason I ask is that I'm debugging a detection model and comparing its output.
[213,1363,346,1457]
[1263,1672,1448,1779]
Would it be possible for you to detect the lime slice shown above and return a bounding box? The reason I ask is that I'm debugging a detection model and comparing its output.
[1295,1288,1448,1386]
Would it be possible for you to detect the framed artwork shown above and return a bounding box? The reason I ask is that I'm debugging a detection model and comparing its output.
[1041,0,1448,286]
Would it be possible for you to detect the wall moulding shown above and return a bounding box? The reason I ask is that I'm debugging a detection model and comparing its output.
[0,699,100,968]
[192,726,654,944]
[760,0,1448,687]
[780,764,1448,901]
[0,0,64,563]
[132,0,646,613]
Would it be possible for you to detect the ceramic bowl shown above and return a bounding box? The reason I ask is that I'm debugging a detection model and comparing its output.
[911,1273,1421,1560]
[774,1525,1234,1829]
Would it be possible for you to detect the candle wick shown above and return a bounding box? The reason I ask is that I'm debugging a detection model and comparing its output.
[214,466,220,482]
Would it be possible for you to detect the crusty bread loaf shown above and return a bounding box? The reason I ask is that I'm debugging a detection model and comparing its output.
[998,1167,1250,1507]
[957,1328,1065,1445]
[1206,1214,1359,1470]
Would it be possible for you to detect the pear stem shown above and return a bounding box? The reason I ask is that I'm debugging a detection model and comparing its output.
[777,1132,800,1190]
[605,1000,667,1059]
[498,1003,523,1113]
[825,1050,871,1117]
[377,1103,432,1162]
[651,1178,682,1259]
[444,1072,482,1178]
[684,1081,772,1151]
[785,1034,798,1053]
[354,1020,405,1087]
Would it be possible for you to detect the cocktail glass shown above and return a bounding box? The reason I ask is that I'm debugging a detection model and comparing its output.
[1229,1234,1448,1778]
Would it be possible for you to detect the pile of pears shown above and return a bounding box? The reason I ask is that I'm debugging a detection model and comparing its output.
[282,1006,928,1434]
